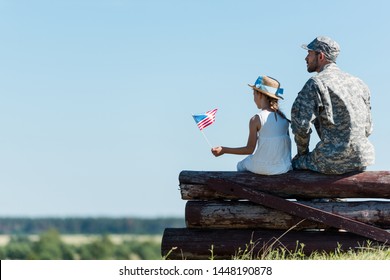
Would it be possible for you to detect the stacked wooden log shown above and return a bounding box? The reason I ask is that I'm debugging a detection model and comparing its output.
[161,170,390,259]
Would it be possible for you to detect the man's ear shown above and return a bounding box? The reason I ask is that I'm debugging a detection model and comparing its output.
[319,52,327,61]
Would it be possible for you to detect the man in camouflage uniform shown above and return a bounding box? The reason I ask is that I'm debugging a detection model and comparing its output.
[291,36,375,174]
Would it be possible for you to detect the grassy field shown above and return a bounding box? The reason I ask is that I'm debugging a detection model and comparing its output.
[0,233,163,260]
[232,242,390,260]
[2,233,390,260]
[0,234,161,246]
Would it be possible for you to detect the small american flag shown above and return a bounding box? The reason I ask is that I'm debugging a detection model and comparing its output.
[192,109,218,130]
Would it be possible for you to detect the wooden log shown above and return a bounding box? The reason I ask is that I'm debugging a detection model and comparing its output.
[161,228,377,260]
[185,200,390,230]
[207,178,390,243]
[179,170,390,200]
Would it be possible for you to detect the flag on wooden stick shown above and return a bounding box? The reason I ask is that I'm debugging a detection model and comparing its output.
[192,108,217,148]
[192,108,218,130]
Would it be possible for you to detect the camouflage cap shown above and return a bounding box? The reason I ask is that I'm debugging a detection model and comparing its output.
[302,36,340,62]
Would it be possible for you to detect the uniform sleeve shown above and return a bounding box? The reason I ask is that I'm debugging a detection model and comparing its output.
[291,79,320,155]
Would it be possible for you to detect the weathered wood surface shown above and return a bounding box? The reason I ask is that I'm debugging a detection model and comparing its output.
[207,178,390,243]
[185,200,390,230]
[179,170,390,200]
[161,228,377,260]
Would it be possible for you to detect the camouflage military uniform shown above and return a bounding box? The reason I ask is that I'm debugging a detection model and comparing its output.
[291,62,375,174]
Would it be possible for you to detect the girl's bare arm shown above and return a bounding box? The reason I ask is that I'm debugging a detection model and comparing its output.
[211,115,260,157]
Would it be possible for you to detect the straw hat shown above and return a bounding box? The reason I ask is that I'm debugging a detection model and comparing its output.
[248,76,284,100]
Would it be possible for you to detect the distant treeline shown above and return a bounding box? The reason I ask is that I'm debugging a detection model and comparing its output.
[0,217,185,235]
[1,229,163,260]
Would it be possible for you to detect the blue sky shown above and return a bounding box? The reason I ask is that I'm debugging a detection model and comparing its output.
[0,0,389,218]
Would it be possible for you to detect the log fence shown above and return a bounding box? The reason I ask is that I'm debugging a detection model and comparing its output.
[161,170,390,259]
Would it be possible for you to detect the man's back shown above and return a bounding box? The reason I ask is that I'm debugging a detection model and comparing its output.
[291,63,375,174]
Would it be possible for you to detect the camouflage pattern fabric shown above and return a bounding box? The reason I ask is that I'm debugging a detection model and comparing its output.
[291,63,375,174]
[302,36,340,63]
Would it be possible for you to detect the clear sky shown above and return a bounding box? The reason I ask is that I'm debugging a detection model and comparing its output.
[0,0,389,218]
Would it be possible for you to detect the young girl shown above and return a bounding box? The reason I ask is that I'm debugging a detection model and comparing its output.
[211,76,292,175]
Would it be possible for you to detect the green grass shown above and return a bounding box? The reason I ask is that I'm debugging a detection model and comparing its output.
[163,240,390,260]
[230,240,390,260]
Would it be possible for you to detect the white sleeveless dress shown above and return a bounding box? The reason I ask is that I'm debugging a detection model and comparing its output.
[237,110,292,175]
